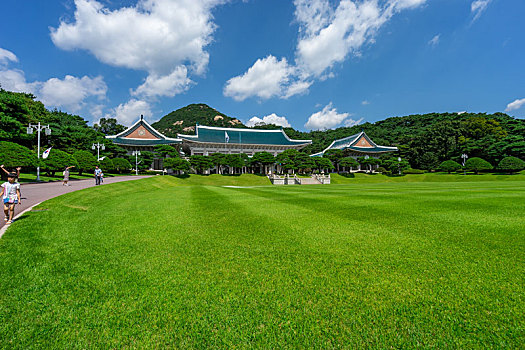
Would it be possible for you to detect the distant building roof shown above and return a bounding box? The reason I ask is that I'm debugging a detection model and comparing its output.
[106,115,181,146]
[178,125,311,147]
[311,131,397,157]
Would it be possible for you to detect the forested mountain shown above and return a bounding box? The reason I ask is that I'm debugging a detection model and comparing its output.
[152,104,245,136]
[1,88,524,169]
[285,112,525,168]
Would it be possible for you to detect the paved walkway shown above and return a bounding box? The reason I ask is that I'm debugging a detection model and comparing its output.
[1,175,151,234]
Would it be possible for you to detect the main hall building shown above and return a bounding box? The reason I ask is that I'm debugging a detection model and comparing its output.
[106,116,312,159]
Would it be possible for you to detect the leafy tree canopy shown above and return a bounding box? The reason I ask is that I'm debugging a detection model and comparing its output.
[112,158,132,174]
[0,141,37,169]
[42,149,77,176]
[73,150,98,175]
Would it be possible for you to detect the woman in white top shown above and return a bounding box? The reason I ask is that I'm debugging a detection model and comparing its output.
[1,173,21,225]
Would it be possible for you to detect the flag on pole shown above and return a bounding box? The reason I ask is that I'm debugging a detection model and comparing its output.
[42,147,52,159]
[225,131,230,143]
[98,156,106,161]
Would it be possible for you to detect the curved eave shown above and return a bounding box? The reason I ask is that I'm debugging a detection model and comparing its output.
[346,146,398,153]
[177,125,311,146]
[180,139,311,148]
[106,136,181,146]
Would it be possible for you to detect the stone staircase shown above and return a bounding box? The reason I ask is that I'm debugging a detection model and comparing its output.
[296,177,321,185]
[268,174,330,185]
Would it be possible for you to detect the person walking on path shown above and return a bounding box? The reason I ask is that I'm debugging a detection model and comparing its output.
[94,166,103,186]
[1,165,21,182]
[1,173,21,225]
[62,166,75,186]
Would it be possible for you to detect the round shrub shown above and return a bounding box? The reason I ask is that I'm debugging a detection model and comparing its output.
[439,160,462,174]
[498,156,525,174]
[404,168,425,174]
[465,157,493,174]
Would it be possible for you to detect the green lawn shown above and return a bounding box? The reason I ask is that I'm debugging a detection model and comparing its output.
[1,176,524,348]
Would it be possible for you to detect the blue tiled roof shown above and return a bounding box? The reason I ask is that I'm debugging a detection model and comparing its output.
[310,131,397,157]
[178,125,311,146]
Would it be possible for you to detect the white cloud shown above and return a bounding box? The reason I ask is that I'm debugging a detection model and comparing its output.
[0,69,37,93]
[51,0,226,98]
[39,75,106,111]
[0,48,18,66]
[505,98,525,112]
[246,113,291,128]
[305,102,361,130]
[224,0,427,101]
[471,0,491,21]
[108,99,152,126]
[283,80,312,99]
[295,0,427,77]
[0,53,107,112]
[361,100,370,105]
[132,66,192,98]
[345,117,364,127]
[224,56,295,101]
[428,34,440,47]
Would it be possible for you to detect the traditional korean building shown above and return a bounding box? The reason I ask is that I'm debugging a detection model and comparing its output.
[106,115,182,153]
[310,131,398,158]
[177,125,311,156]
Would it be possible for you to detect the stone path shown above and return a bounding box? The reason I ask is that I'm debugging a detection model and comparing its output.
[0,175,151,235]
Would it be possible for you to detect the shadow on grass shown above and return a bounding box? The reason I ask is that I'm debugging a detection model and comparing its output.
[339,173,355,178]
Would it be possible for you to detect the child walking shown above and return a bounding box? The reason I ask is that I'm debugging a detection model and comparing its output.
[1,173,21,225]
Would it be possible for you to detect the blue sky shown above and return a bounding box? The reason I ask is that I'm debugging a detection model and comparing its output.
[0,0,524,130]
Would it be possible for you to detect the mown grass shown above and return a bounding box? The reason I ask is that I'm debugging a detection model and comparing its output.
[330,171,525,184]
[0,176,524,348]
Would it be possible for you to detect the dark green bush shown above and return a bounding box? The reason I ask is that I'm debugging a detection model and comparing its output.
[404,168,425,174]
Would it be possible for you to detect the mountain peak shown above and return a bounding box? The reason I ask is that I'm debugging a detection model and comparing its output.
[152,104,245,137]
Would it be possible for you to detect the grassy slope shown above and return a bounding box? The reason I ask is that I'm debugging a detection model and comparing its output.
[330,171,525,184]
[0,177,524,348]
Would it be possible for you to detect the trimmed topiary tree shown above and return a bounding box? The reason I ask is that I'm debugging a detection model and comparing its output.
[0,141,38,180]
[498,156,525,174]
[339,157,359,171]
[439,160,462,174]
[42,149,77,176]
[164,157,190,175]
[465,157,493,174]
[314,157,334,173]
[99,157,115,173]
[112,158,132,174]
[73,150,98,176]
[0,141,38,168]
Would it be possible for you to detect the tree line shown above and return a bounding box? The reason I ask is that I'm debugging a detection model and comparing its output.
[1,88,524,178]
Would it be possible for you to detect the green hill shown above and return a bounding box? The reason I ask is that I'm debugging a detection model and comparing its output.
[152,104,245,137]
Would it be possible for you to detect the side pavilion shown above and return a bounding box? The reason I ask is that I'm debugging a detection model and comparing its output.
[106,115,182,153]
[311,131,398,170]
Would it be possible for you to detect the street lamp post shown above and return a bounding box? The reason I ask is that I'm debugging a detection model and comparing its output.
[132,150,141,175]
[27,122,51,181]
[398,157,402,175]
[92,142,105,161]
[461,153,468,175]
